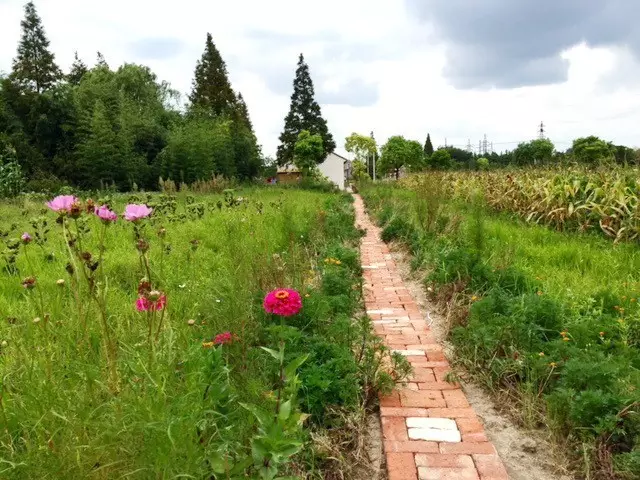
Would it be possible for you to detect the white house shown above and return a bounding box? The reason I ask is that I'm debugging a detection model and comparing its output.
[318,152,352,190]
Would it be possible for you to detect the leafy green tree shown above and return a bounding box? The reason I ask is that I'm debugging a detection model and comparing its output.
[0,138,26,197]
[293,130,324,175]
[513,139,555,165]
[379,136,424,179]
[10,1,62,93]
[68,51,88,86]
[441,146,474,167]
[572,136,613,164]
[476,157,489,170]
[189,33,236,117]
[76,100,132,189]
[345,132,377,165]
[428,149,452,170]
[612,144,636,165]
[159,117,235,183]
[276,54,335,165]
[423,133,434,157]
[230,92,262,180]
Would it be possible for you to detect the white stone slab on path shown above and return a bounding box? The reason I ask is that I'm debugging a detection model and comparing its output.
[407,418,458,430]
[392,349,426,356]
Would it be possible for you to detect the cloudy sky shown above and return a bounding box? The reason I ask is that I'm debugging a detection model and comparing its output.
[1,0,640,157]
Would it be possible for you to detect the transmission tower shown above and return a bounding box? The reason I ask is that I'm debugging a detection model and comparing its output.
[481,134,489,155]
[466,139,473,152]
[538,121,545,139]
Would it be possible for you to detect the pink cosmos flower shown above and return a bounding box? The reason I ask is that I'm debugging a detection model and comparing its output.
[136,294,166,312]
[263,288,302,317]
[213,331,233,345]
[95,205,117,222]
[46,195,78,213]
[124,204,153,221]
[21,232,32,244]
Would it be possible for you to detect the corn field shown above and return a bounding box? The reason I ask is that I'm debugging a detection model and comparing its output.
[402,167,640,242]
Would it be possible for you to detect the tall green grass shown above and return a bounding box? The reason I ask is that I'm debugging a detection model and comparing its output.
[361,182,640,480]
[0,188,404,479]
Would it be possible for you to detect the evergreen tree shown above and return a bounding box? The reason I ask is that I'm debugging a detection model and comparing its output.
[96,51,109,69]
[11,1,62,93]
[276,54,335,165]
[424,133,434,157]
[234,92,253,131]
[189,33,236,117]
[68,51,88,85]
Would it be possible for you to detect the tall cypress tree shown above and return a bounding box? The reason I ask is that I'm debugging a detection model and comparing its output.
[231,92,261,180]
[189,33,235,117]
[68,51,88,85]
[234,92,253,131]
[276,54,335,165]
[95,51,109,70]
[11,1,62,93]
[424,133,434,157]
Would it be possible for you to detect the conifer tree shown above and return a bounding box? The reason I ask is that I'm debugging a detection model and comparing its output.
[189,33,236,117]
[11,1,62,93]
[234,92,253,131]
[424,133,434,157]
[276,54,335,165]
[96,51,109,69]
[68,51,88,85]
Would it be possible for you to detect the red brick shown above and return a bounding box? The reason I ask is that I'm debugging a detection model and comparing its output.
[417,381,460,391]
[380,407,429,417]
[427,351,448,362]
[456,418,484,434]
[462,432,489,443]
[387,452,418,480]
[400,389,446,408]
[443,390,470,408]
[427,408,477,418]
[411,367,436,383]
[439,442,497,455]
[472,454,509,479]
[384,440,439,453]
[382,416,408,441]
[417,467,479,479]
[380,391,402,407]
[414,454,474,468]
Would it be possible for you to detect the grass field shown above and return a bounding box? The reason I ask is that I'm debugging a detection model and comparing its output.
[0,187,406,479]
[360,180,640,480]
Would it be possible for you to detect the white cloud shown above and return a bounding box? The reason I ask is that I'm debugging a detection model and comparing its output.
[1,0,639,160]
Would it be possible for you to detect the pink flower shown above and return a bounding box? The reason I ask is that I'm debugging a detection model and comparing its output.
[95,205,117,222]
[124,204,153,221]
[136,294,166,312]
[21,232,32,244]
[213,331,233,345]
[263,288,302,317]
[46,195,78,213]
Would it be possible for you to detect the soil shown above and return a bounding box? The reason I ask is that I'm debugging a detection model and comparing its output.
[388,242,573,480]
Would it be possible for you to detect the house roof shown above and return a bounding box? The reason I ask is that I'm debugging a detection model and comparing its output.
[328,151,350,162]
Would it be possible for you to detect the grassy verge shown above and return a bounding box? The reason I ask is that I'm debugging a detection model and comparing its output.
[360,181,640,480]
[0,188,406,479]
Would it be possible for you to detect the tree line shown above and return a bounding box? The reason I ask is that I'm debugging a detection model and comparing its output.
[0,2,336,195]
[345,132,639,181]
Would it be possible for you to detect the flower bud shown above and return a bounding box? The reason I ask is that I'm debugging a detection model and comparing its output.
[21,232,32,244]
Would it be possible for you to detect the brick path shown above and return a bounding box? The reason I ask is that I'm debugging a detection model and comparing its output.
[354,195,509,480]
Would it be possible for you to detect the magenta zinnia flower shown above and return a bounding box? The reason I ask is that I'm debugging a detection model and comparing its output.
[21,232,32,244]
[263,288,302,317]
[95,205,117,222]
[46,195,78,213]
[213,331,233,345]
[124,204,153,221]
[136,294,166,312]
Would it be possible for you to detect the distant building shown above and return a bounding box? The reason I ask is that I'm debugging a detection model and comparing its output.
[317,152,351,190]
[276,165,302,184]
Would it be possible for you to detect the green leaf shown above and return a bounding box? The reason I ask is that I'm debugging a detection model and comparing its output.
[261,346,283,362]
[284,354,308,379]
[278,400,292,422]
[240,402,271,426]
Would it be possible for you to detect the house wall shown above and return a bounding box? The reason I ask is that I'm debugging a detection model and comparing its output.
[318,152,347,189]
[276,172,301,184]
